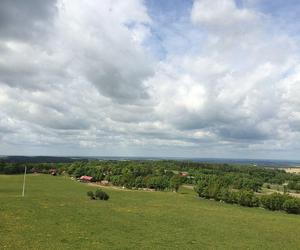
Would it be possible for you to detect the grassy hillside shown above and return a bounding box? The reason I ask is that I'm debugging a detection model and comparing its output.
[1,174,300,249]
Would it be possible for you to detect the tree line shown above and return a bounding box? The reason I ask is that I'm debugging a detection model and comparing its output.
[1,159,300,213]
[194,175,300,214]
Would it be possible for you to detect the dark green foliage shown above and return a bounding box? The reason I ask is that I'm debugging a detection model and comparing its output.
[87,191,95,200]
[235,190,259,207]
[287,181,300,191]
[283,198,300,214]
[146,176,170,191]
[95,189,109,200]
[73,166,86,178]
[86,189,109,201]
[233,178,263,192]
[0,163,26,174]
[134,176,145,188]
[1,159,299,191]
[260,193,289,211]
[195,177,259,207]
[169,175,182,192]
[195,175,221,199]
[194,175,300,212]
[216,188,231,202]
[227,191,239,204]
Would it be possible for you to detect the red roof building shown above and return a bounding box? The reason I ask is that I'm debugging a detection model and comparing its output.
[80,176,93,182]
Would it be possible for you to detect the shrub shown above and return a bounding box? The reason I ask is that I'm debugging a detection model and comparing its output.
[228,191,239,204]
[260,193,288,211]
[216,188,230,202]
[95,189,110,201]
[251,195,260,207]
[236,190,259,207]
[195,181,207,198]
[282,198,300,214]
[87,191,95,200]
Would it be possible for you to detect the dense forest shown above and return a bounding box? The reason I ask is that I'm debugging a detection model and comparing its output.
[1,159,299,187]
[1,159,300,214]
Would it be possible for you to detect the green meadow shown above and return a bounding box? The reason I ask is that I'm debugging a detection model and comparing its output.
[1,174,300,250]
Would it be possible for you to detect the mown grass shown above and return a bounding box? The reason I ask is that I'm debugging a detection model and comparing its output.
[1,174,300,249]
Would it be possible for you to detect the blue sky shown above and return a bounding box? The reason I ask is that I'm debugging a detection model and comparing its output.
[144,0,300,60]
[0,0,300,159]
[143,0,195,59]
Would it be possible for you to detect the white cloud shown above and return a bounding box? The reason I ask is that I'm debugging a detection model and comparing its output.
[191,0,261,39]
[0,0,300,159]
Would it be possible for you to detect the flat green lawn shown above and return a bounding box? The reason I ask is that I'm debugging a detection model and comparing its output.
[1,175,300,249]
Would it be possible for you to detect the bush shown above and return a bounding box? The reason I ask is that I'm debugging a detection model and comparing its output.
[251,195,260,207]
[227,191,239,204]
[236,190,259,207]
[195,175,221,199]
[260,193,288,211]
[216,188,230,202]
[87,189,110,201]
[87,191,95,200]
[95,189,110,200]
[102,192,109,200]
[283,198,300,214]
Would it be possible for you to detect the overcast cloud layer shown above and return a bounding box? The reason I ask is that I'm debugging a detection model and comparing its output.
[0,0,300,159]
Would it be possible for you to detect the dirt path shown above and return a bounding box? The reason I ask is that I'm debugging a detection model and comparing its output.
[182,185,194,190]
[87,183,156,192]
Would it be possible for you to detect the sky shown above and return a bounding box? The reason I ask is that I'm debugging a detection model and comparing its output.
[0,0,300,159]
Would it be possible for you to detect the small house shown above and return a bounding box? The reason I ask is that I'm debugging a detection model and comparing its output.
[80,175,93,182]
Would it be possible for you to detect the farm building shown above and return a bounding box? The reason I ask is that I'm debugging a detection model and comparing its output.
[80,175,93,182]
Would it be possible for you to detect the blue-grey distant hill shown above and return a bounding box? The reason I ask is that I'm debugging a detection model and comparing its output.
[1,155,300,167]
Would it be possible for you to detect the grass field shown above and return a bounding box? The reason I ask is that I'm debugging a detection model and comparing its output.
[1,174,300,249]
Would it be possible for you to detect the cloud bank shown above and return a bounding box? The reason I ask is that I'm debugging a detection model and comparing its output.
[0,0,300,159]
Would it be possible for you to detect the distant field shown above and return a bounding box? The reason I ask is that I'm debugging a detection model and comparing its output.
[282,167,300,174]
[1,175,300,249]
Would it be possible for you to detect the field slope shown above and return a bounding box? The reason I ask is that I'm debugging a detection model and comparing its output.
[1,174,300,249]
